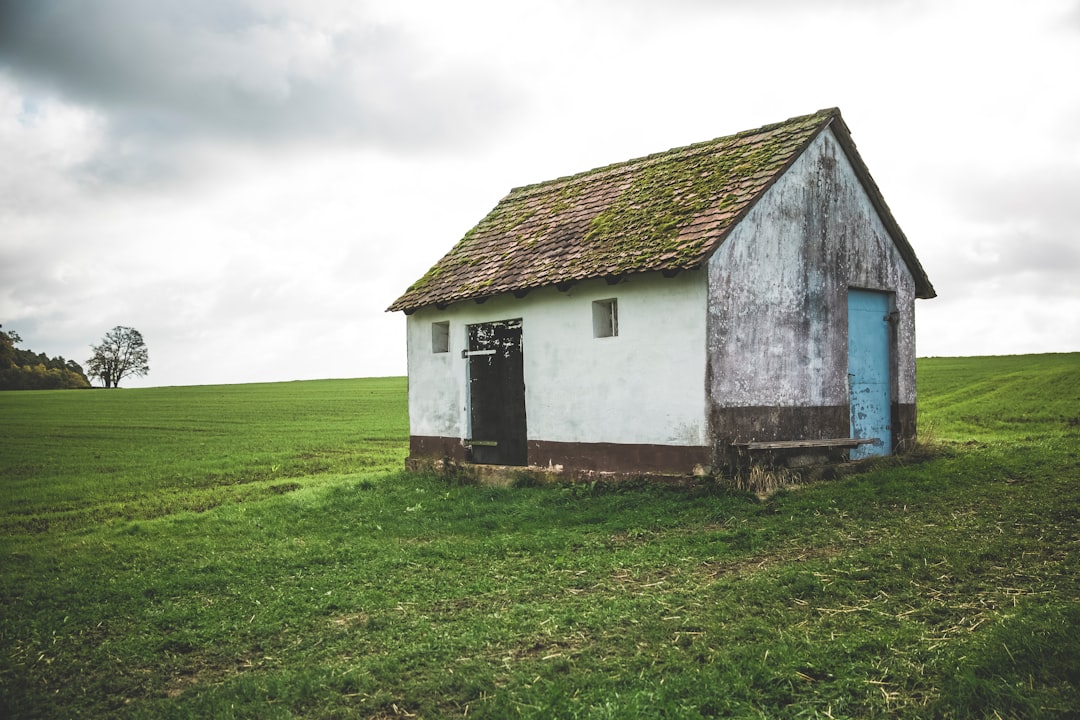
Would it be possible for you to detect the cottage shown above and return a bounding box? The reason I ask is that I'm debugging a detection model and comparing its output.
[388,108,935,478]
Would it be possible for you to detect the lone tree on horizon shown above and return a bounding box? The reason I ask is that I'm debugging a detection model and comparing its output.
[87,326,149,388]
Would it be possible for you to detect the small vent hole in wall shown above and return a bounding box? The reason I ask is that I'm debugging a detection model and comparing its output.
[593,298,618,338]
[432,321,449,353]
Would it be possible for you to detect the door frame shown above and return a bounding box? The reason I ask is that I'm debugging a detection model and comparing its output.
[465,318,528,466]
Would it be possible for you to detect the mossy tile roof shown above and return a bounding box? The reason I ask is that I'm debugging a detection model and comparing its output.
[388,108,933,313]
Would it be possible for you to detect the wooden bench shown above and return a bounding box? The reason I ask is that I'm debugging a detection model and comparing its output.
[731,438,878,451]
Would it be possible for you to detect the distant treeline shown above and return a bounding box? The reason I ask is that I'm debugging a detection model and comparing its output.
[0,327,90,390]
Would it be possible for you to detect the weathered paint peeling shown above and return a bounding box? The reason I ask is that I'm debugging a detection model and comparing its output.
[706,126,918,451]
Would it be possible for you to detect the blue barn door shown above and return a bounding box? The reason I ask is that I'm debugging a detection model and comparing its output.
[847,289,892,459]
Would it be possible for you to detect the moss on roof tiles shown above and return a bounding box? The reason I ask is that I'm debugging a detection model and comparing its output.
[389,108,839,312]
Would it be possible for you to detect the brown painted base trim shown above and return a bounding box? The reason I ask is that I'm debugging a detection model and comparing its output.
[709,404,850,446]
[527,440,711,476]
[709,404,922,450]
[408,435,711,477]
[710,403,921,466]
[893,403,917,451]
[409,435,467,462]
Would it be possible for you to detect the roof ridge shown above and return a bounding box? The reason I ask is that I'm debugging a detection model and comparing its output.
[508,108,839,200]
[386,107,898,314]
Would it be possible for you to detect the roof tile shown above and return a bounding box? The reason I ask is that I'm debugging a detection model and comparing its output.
[389,109,860,312]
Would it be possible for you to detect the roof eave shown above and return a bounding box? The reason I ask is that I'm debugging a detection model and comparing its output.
[387,261,711,314]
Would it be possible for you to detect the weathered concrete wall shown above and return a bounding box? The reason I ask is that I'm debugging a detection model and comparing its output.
[406,270,709,470]
[706,126,918,450]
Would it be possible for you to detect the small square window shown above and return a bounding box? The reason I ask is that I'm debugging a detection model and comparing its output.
[431,321,449,353]
[592,298,618,338]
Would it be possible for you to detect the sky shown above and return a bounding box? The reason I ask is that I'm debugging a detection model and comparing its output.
[1,0,1078,388]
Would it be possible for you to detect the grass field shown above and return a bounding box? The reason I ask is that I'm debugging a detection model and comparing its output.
[1,354,1077,718]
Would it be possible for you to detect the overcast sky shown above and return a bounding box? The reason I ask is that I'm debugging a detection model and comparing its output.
[2,0,1078,388]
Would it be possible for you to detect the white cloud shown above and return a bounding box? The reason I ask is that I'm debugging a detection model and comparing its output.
[1,0,1078,386]
[0,0,518,188]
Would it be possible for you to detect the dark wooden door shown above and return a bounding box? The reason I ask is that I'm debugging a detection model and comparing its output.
[467,319,527,466]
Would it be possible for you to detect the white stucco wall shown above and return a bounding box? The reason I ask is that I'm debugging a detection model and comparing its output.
[406,270,708,447]
[706,126,918,409]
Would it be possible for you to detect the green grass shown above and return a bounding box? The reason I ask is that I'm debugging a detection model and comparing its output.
[917,353,1079,442]
[0,378,407,533]
[1,356,1078,718]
